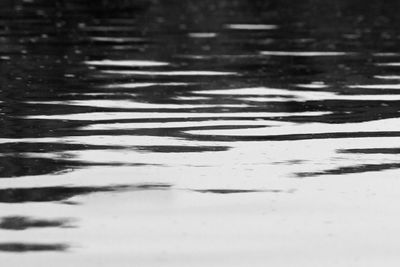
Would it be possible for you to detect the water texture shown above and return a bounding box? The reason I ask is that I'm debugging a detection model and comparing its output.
[2,0,400,266]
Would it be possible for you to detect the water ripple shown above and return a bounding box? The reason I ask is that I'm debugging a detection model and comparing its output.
[3,0,400,263]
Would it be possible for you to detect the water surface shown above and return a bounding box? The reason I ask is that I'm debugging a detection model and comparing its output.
[2,0,400,266]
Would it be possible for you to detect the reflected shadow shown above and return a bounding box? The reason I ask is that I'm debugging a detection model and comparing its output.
[0,243,68,253]
[0,216,74,230]
[136,145,230,153]
[339,148,400,154]
[193,189,284,194]
[296,163,400,177]
[0,142,126,153]
[297,147,400,177]
[0,184,171,203]
[0,155,156,178]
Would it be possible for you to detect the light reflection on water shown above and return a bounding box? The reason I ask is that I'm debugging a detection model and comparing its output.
[2,0,400,265]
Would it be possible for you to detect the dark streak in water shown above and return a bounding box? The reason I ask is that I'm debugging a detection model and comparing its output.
[135,145,230,153]
[339,148,400,154]
[0,184,171,203]
[0,216,74,230]
[133,184,171,190]
[0,143,126,153]
[179,131,400,142]
[0,243,68,253]
[296,163,400,177]
[0,143,229,154]
[0,155,156,178]
[193,189,284,194]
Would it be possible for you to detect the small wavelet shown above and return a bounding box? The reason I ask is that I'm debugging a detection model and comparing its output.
[26,111,331,121]
[89,37,146,43]
[348,84,400,89]
[225,24,278,30]
[260,51,352,56]
[375,62,400,66]
[194,87,400,101]
[373,53,400,57]
[295,83,329,89]
[64,93,131,97]
[374,75,400,80]
[33,100,249,109]
[184,117,400,137]
[101,82,189,89]
[101,70,237,76]
[188,32,217,38]
[84,60,169,67]
[80,26,137,32]
[240,94,400,101]
[240,97,295,102]
[193,87,285,95]
[173,96,210,101]
[81,120,285,131]
[193,87,334,101]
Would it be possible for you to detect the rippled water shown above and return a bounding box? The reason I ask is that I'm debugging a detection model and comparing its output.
[2,0,400,266]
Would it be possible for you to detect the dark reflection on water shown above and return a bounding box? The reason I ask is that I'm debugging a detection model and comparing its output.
[0,155,156,178]
[339,148,400,154]
[193,189,286,194]
[0,216,74,230]
[297,163,400,178]
[135,145,230,153]
[2,0,400,256]
[0,142,122,152]
[0,243,68,253]
[0,184,170,203]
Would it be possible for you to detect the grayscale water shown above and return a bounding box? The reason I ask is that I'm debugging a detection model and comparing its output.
[2,0,400,266]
